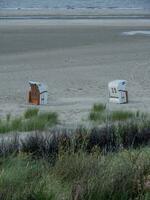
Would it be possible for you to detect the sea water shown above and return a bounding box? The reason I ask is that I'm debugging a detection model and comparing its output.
[0,0,150,10]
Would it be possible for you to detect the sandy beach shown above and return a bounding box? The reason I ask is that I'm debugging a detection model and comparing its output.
[0,18,150,124]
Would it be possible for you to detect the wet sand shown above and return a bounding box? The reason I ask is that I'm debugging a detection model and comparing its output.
[0,8,150,19]
[0,19,150,123]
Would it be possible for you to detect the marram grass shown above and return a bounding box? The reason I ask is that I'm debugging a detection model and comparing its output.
[0,108,58,133]
[0,147,149,200]
[24,107,39,119]
[89,103,147,123]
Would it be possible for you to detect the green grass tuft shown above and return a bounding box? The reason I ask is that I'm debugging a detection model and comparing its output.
[0,155,71,200]
[92,103,106,113]
[38,112,58,124]
[89,102,148,123]
[0,109,58,133]
[89,103,106,122]
[24,108,39,119]
[22,112,58,132]
[11,117,22,131]
[89,112,105,122]
[110,110,135,121]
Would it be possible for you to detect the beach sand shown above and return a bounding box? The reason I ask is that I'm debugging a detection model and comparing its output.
[0,19,150,124]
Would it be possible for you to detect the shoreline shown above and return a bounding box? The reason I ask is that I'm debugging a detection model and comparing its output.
[0,19,150,27]
[0,8,150,19]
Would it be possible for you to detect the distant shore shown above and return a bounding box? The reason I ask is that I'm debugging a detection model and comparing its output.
[0,8,150,19]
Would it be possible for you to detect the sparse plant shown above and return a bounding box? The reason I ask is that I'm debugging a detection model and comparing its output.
[89,103,106,122]
[110,110,135,121]
[0,110,58,133]
[88,103,148,123]
[24,108,39,119]
[11,117,22,131]
[92,103,106,113]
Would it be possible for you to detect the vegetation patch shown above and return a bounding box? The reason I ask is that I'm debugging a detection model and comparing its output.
[24,108,39,119]
[89,103,147,123]
[110,110,135,121]
[0,103,150,199]
[22,111,58,132]
[0,113,149,199]
[0,109,58,133]
[0,155,70,200]
[91,103,106,113]
[0,148,150,200]
[89,103,106,122]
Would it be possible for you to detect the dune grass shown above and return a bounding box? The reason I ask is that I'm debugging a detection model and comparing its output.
[0,155,70,200]
[54,148,150,200]
[24,108,39,119]
[92,103,106,113]
[0,112,149,199]
[0,147,149,200]
[22,111,58,132]
[0,108,58,133]
[89,103,146,123]
[110,110,135,121]
[89,103,106,122]
[0,103,149,199]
